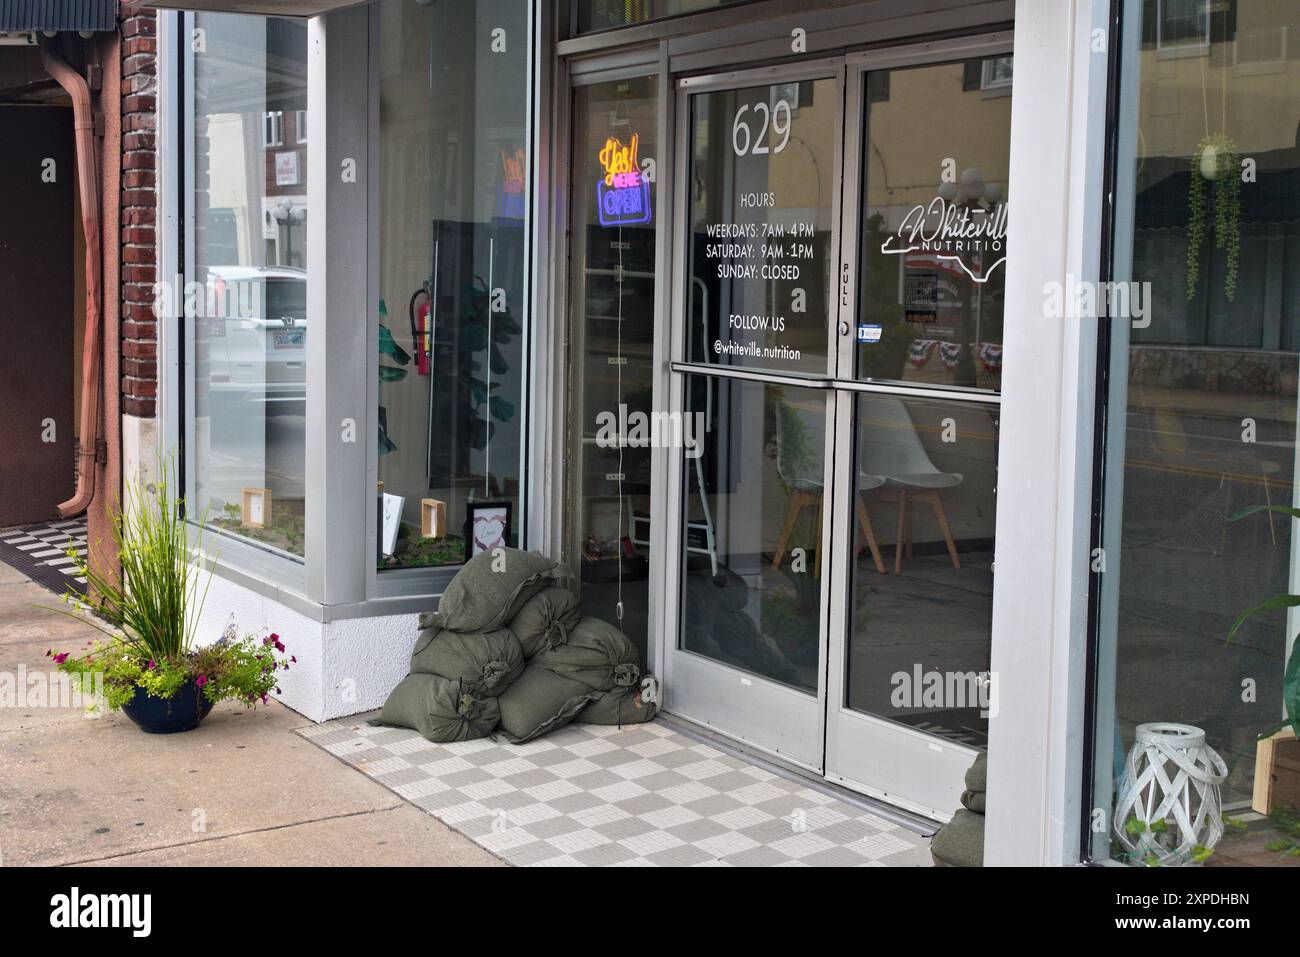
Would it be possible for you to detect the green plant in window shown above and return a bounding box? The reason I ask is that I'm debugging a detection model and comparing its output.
[1227,504,1300,743]
[454,277,520,451]
[1262,807,1300,857]
[378,300,411,455]
[1186,134,1241,302]
[1119,816,1213,866]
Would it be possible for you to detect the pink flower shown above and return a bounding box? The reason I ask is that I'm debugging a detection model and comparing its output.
[52,652,69,665]
[260,693,269,705]
[290,656,297,664]
[147,660,155,670]
[273,640,285,653]
[195,675,208,687]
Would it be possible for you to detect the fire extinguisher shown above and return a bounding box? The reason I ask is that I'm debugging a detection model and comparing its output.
[409,281,432,376]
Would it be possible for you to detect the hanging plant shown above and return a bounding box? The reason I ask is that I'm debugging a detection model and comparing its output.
[1186,133,1241,302]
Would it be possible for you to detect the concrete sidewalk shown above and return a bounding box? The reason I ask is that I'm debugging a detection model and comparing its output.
[0,563,499,867]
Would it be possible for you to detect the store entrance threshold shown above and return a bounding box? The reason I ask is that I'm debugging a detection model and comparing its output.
[655,712,939,836]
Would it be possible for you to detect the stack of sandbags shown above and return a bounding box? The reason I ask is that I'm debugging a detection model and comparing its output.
[376,547,658,745]
[501,614,656,742]
[930,753,986,867]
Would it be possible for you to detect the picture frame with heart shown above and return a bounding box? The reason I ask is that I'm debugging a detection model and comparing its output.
[463,501,512,563]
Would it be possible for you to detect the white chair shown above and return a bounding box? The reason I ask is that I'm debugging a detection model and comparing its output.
[858,396,963,572]
[771,398,887,576]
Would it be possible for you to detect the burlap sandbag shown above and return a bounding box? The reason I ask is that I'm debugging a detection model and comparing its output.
[930,808,985,867]
[508,586,583,657]
[377,674,500,743]
[426,548,571,634]
[408,626,523,697]
[496,665,599,744]
[533,616,642,692]
[575,680,658,726]
[959,752,987,813]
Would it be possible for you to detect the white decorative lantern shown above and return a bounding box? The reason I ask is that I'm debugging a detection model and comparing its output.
[1113,723,1229,866]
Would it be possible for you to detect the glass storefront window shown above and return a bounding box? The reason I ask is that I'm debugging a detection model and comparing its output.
[576,0,755,34]
[186,14,309,558]
[847,394,999,744]
[376,0,531,570]
[856,58,1010,391]
[565,76,659,664]
[686,77,838,377]
[1091,0,1300,867]
[680,376,825,693]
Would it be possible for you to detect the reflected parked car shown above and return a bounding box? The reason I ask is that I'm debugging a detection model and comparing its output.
[202,265,306,415]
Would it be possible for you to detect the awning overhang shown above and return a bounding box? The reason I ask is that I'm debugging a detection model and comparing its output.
[0,1,118,32]
[122,0,366,17]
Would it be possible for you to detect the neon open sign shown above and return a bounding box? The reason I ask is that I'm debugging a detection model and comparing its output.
[597,133,651,227]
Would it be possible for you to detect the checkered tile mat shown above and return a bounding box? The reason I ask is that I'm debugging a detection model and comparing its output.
[0,519,87,598]
[299,718,932,867]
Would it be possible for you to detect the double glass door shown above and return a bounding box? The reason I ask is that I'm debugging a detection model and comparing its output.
[663,40,1010,819]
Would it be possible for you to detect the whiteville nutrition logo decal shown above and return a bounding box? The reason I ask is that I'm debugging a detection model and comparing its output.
[880,196,1008,284]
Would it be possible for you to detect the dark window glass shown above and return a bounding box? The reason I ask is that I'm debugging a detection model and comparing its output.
[1091,0,1300,867]
[565,76,659,664]
[856,59,1011,392]
[375,0,531,570]
[685,78,839,377]
[576,0,754,34]
[679,376,825,694]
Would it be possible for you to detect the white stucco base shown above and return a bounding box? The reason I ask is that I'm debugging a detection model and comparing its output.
[194,574,416,723]
[121,414,160,494]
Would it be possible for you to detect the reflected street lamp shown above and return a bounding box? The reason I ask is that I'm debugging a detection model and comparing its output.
[271,197,306,267]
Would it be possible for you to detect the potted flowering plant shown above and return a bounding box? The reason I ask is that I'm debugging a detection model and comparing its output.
[49,462,293,733]
[52,630,294,733]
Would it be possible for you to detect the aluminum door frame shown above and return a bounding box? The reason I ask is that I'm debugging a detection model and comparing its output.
[660,57,847,773]
[823,35,1012,820]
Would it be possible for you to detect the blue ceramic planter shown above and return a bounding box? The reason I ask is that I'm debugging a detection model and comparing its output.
[120,680,214,734]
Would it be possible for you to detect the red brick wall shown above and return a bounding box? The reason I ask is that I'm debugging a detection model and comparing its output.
[119,11,157,418]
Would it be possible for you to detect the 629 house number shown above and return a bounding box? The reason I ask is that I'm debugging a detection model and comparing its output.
[732,99,793,156]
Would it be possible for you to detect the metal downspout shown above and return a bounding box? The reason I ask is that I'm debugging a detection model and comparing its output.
[41,39,103,518]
